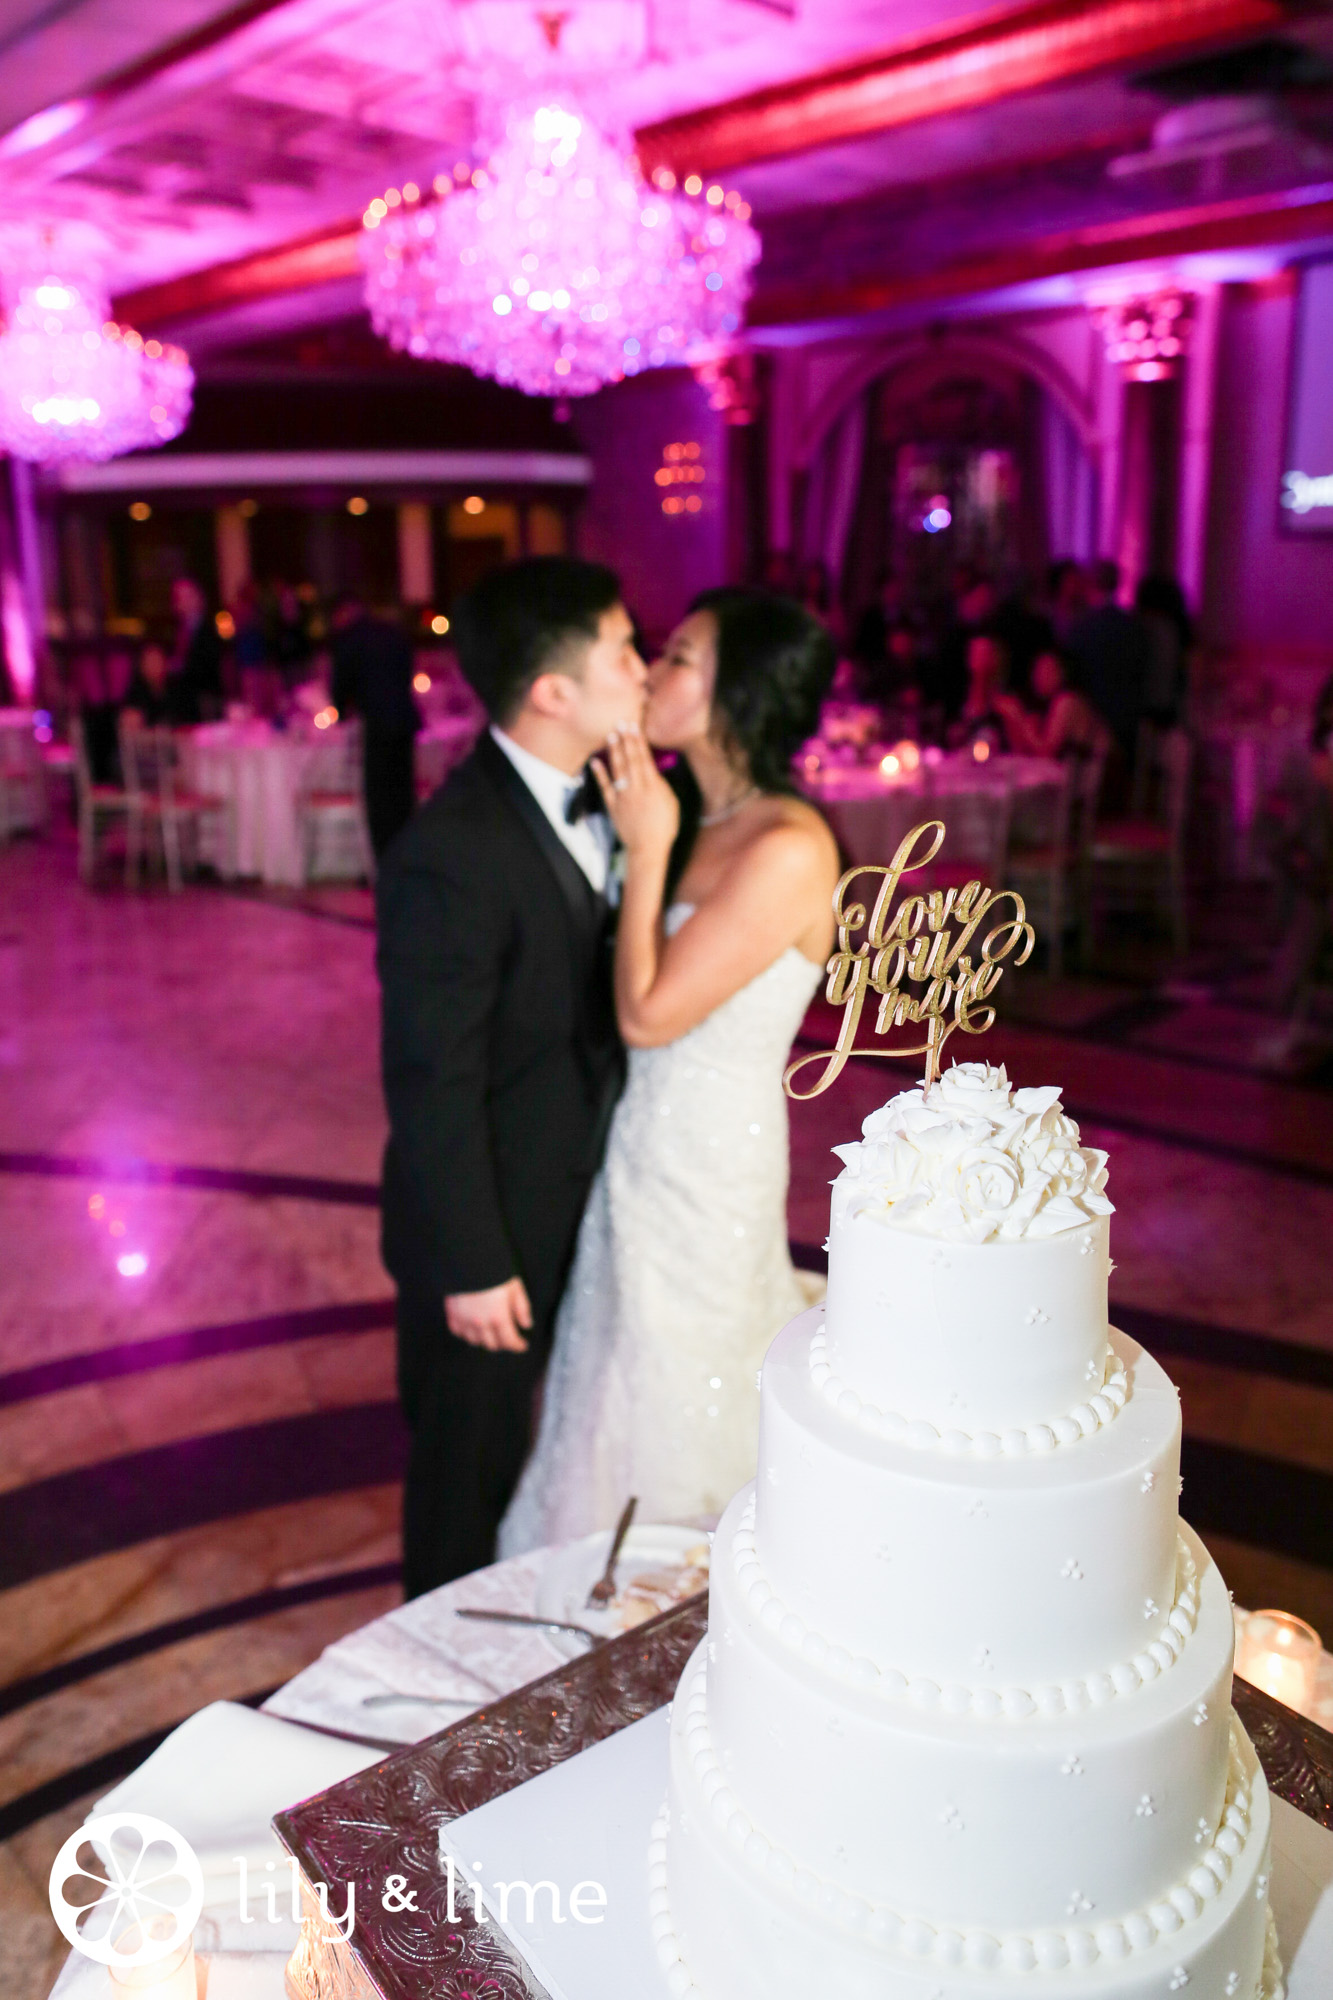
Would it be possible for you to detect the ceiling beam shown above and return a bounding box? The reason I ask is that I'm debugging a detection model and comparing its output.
[116,227,362,329]
[747,178,1333,327]
[635,0,1290,176]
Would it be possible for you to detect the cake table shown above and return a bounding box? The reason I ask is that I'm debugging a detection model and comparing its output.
[275,1596,1333,2000]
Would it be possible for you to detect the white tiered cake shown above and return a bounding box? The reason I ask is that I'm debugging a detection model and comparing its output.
[652,1063,1283,2000]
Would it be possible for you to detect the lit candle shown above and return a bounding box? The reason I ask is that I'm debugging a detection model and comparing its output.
[1236,1609,1322,1716]
[107,1921,196,1999]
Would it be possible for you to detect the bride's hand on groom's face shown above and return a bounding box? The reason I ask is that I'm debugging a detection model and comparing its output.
[444,1276,533,1353]
[591,724,679,858]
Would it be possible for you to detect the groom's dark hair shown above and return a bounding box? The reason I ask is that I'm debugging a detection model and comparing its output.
[452,557,624,724]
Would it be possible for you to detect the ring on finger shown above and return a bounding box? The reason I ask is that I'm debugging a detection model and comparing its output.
[613,777,628,791]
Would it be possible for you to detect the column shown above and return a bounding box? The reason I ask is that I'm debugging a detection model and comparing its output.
[397,502,433,604]
[215,505,251,605]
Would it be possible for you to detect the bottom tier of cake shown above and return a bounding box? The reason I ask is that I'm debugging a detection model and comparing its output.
[656,1645,1280,2000]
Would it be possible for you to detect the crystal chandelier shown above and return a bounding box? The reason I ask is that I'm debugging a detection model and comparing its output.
[0,265,193,463]
[362,97,759,398]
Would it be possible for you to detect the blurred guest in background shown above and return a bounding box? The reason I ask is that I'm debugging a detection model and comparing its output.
[1045,558,1087,641]
[170,578,224,724]
[926,571,997,723]
[123,641,174,727]
[996,647,1113,762]
[1066,558,1149,760]
[230,582,275,716]
[852,570,906,690]
[993,577,1055,700]
[330,592,421,857]
[274,583,313,689]
[72,635,135,781]
[948,629,1011,751]
[1135,575,1193,728]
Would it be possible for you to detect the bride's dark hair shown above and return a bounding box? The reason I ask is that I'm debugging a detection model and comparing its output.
[663,587,834,898]
[690,586,835,794]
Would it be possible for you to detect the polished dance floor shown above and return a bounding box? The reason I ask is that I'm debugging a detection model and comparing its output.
[2,834,1331,1997]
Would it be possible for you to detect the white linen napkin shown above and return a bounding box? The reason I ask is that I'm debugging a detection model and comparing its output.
[89,1700,384,1914]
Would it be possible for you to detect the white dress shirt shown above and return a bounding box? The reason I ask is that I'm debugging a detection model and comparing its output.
[489,726,612,895]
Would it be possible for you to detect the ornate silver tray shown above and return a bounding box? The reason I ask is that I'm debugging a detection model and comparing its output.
[275,1594,1333,2000]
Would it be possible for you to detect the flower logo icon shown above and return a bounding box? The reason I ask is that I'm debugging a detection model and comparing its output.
[49,1812,204,1968]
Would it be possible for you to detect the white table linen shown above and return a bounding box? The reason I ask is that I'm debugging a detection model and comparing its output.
[804,751,1064,869]
[179,724,362,887]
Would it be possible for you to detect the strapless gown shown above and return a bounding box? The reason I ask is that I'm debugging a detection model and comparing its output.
[498,907,823,1553]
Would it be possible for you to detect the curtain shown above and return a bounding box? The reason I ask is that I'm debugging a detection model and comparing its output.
[802,392,868,588]
[1039,392,1097,562]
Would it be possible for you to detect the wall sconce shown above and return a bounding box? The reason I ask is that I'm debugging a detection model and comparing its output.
[1092,291,1193,381]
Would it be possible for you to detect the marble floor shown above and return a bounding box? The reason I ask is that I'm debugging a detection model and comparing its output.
[2,830,1332,1999]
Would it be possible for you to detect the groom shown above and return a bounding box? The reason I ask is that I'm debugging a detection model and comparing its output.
[377,557,645,1596]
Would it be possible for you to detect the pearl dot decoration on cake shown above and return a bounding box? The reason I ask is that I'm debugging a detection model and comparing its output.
[806,1326,1128,1454]
[730,1493,1201,1716]
[669,1656,1264,1977]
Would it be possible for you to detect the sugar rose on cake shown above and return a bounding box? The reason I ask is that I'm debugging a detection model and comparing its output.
[832,1061,1113,1243]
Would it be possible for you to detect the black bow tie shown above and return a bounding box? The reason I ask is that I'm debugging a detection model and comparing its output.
[565,767,604,824]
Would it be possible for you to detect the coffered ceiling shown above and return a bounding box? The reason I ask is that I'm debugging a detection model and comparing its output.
[0,0,1331,359]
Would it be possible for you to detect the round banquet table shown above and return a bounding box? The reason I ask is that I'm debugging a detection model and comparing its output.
[180,722,365,888]
[802,751,1065,869]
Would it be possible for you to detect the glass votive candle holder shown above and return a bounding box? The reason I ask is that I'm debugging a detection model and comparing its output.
[1236,1609,1322,1715]
[106,1918,196,1998]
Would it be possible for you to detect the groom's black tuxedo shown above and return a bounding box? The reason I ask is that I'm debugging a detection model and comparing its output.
[377,730,624,1595]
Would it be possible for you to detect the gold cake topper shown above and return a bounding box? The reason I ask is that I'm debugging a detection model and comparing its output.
[783,819,1035,1101]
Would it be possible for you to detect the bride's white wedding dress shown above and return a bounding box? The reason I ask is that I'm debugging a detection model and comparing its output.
[498,906,823,1554]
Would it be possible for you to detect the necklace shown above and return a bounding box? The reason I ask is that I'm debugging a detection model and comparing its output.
[699,784,760,828]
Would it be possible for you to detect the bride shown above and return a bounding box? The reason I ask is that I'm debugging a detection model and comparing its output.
[499,588,839,1553]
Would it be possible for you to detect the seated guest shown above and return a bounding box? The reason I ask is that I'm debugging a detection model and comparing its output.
[1045,557,1086,641]
[169,578,224,723]
[72,636,134,781]
[947,629,1010,751]
[124,642,175,726]
[996,647,1113,762]
[926,571,997,723]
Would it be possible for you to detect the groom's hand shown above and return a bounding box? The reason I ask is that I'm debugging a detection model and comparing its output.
[444,1277,533,1353]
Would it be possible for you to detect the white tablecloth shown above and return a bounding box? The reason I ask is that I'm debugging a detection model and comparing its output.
[804,752,1064,868]
[416,716,481,796]
[0,707,45,832]
[180,724,362,888]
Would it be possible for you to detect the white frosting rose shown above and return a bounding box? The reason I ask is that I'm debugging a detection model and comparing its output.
[830,1061,1113,1243]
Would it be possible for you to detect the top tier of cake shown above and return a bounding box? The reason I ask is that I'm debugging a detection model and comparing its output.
[825,1064,1114,1435]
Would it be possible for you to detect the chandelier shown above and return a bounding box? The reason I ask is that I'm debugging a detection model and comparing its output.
[0,266,193,463]
[362,97,759,398]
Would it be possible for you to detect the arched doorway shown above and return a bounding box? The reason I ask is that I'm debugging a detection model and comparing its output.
[800,341,1098,622]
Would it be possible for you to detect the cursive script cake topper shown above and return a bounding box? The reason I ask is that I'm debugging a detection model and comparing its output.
[783,818,1035,1101]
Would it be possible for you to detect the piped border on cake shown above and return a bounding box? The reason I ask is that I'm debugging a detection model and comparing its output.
[809,1324,1128,1456]
[731,1493,1200,1719]
[664,1653,1281,1982]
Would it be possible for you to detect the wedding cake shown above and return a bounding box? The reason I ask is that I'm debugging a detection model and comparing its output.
[650,1063,1282,2000]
